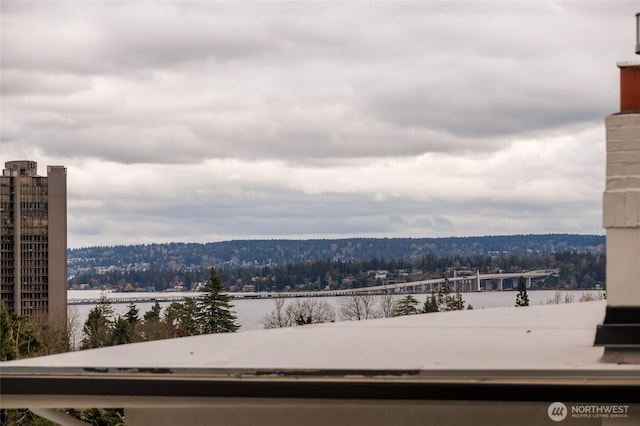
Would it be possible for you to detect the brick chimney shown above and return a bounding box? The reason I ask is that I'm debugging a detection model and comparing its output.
[619,63,640,112]
[594,18,640,360]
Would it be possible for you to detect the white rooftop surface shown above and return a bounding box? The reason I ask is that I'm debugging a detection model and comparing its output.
[3,300,639,378]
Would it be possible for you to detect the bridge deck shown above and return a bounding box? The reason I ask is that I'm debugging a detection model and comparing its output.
[67,270,556,305]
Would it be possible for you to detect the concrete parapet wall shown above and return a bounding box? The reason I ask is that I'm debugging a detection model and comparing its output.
[604,113,640,306]
[606,228,640,306]
[604,113,640,228]
[603,191,640,227]
[606,113,640,128]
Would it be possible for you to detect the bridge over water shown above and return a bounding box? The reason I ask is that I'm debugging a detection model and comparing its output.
[67,270,556,305]
[252,269,557,298]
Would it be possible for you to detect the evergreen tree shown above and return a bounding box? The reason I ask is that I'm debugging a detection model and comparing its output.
[110,317,134,346]
[392,295,420,317]
[197,267,239,333]
[164,298,200,337]
[0,301,43,360]
[1,408,59,425]
[124,303,140,325]
[423,291,439,313]
[11,314,43,358]
[143,301,162,322]
[516,276,530,307]
[81,306,112,349]
[0,301,16,361]
[433,278,465,312]
[436,279,451,311]
[96,291,115,320]
[136,301,170,341]
[448,289,465,311]
[63,408,125,426]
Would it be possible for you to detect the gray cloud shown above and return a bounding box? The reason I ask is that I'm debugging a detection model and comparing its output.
[1,1,632,247]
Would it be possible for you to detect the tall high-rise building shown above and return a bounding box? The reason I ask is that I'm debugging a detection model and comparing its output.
[0,160,67,325]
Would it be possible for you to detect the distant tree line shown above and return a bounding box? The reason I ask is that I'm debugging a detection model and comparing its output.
[69,251,606,293]
[67,234,605,274]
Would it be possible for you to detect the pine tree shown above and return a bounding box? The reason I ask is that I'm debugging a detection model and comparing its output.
[437,278,452,311]
[96,290,114,320]
[448,289,465,311]
[392,295,420,317]
[136,301,170,341]
[165,298,200,337]
[516,276,530,307]
[124,303,140,325]
[81,307,111,349]
[0,301,43,360]
[197,267,239,333]
[143,301,162,322]
[110,316,133,346]
[432,278,466,312]
[0,301,16,361]
[423,291,439,313]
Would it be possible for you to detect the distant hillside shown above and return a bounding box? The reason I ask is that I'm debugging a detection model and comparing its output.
[68,234,605,275]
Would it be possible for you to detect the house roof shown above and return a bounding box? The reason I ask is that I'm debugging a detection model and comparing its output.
[2,300,639,408]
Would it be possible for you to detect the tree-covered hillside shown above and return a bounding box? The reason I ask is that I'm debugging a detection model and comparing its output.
[68,251,605,293]
[68,234,604,275]
[67,235,605,292]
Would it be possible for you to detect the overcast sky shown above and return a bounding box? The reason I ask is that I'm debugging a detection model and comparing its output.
[2,1,637,248]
